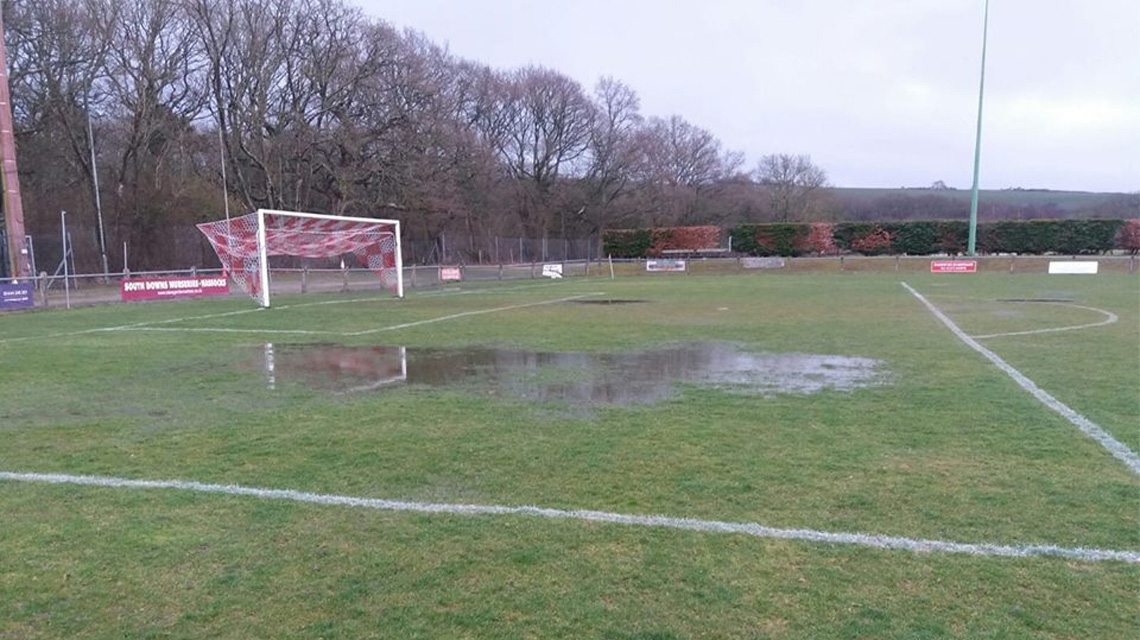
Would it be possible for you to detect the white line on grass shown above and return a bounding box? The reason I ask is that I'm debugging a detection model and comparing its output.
[0,285,597,344]
[0,326,125,346]
[0,307,270,345]
[973,303,1118,340]
[2,470,1136,563]
[343,293,601,336]
[111,294,601,336]
[901,282,1140,476]
[122,327,339,335]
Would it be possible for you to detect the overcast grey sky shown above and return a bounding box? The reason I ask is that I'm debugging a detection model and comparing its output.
[358,0,1139,193]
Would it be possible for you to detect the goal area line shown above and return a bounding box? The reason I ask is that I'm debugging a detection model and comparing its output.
[2,470,1135,564]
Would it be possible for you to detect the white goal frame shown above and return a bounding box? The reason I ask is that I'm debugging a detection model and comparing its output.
[198,209,403,308]
[254,210,403,308]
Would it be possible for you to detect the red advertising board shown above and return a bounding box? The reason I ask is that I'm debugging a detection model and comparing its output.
[930,260,977,273]
[121,276,230,302]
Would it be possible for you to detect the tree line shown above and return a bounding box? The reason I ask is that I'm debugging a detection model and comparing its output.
[7,0,785,271]
[3,0,1133,272]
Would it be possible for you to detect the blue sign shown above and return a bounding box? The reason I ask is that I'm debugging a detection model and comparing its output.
[0,282,35,311]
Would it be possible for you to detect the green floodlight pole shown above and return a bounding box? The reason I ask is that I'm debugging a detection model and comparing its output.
[967,0,990,256]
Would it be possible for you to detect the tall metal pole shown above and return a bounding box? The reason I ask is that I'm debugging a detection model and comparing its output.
[0,6,29,278]
[87,106,109,278]
[218,123,230,222]
[967,0,990,256]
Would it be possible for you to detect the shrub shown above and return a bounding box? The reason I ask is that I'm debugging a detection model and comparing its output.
[850,227,893,255]
[653,226,720,254]
[890,221,938,255]
[603,226,721,258]
[1117,219,1140,255]
[979,219,1124,254]
[832,223,876,252]
[806,223,838,254]
[602,229,652,258]
[1053,219,1123,255]
[728,223,812,256]
[935,221,968,254]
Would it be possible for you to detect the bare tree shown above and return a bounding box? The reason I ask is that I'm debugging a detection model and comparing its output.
[7,0,118,269]
[103,0,207,262]
[581,77,643,235]
[753,153,829,222]
[494,66,594,238]
[635,115,742,225]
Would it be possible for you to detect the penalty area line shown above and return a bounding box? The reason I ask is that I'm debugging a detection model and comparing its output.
[58,292,602,338]
[1,470,1136,563]
[901,282,1140,476]
[343,293,602,336]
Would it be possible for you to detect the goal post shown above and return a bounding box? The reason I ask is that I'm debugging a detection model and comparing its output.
[198,209,403,307]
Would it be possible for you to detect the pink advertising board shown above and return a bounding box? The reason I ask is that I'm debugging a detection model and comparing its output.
[121,276,229,302]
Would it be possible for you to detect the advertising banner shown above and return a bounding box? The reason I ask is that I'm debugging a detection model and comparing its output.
[541,263,563,279]
[121,276,229,302]
[930,260,977,273]
[440,266,463,281]
[0,281,34,311]
[1048,261,1098,275]
[646,259,686,272]
[742,257,786,269]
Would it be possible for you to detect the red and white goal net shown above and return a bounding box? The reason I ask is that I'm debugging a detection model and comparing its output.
[197,209,403,307]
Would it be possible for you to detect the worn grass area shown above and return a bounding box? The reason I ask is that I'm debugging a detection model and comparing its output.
[1,272,1137,638]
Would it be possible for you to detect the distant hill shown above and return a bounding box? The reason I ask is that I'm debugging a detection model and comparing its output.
[828,187,1137,221]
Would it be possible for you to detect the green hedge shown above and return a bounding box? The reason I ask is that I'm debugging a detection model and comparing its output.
[978,219,1123,255]
[603,226,723,258]
[729,223,811,257]
[602,229,652,258]
[613,219,1128,258]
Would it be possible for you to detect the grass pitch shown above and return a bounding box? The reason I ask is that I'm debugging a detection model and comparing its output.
[1,272,1137,639]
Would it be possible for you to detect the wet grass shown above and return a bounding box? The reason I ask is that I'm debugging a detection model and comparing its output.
[1,272,1138,638]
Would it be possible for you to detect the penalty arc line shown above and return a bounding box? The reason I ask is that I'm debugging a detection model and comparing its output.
[1,470,1136,563]
[901,282,1140,476]
[973,302,1118,340]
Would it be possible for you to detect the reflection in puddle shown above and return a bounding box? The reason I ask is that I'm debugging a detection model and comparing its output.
[258,343,886,405]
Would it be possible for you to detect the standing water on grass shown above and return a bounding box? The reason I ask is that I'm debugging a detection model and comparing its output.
[255,343,887,406]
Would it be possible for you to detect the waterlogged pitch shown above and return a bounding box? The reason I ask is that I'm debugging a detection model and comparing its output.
[1,272,1137,639]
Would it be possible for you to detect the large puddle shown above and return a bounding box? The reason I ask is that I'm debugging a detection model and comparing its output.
[257,343,886,406]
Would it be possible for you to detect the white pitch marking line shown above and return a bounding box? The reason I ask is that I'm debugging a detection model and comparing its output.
[902,282,1140,476]
[342,292,601,337]
[973,302,1118,340]
[0,326,123,346]
[0,306,268,345]
[123,327,338,335]
[0,284,593,344]
[98,294,602,337]
[1,470,1135,563]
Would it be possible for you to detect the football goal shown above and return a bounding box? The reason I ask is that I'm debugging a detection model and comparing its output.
[197,209,403,307]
